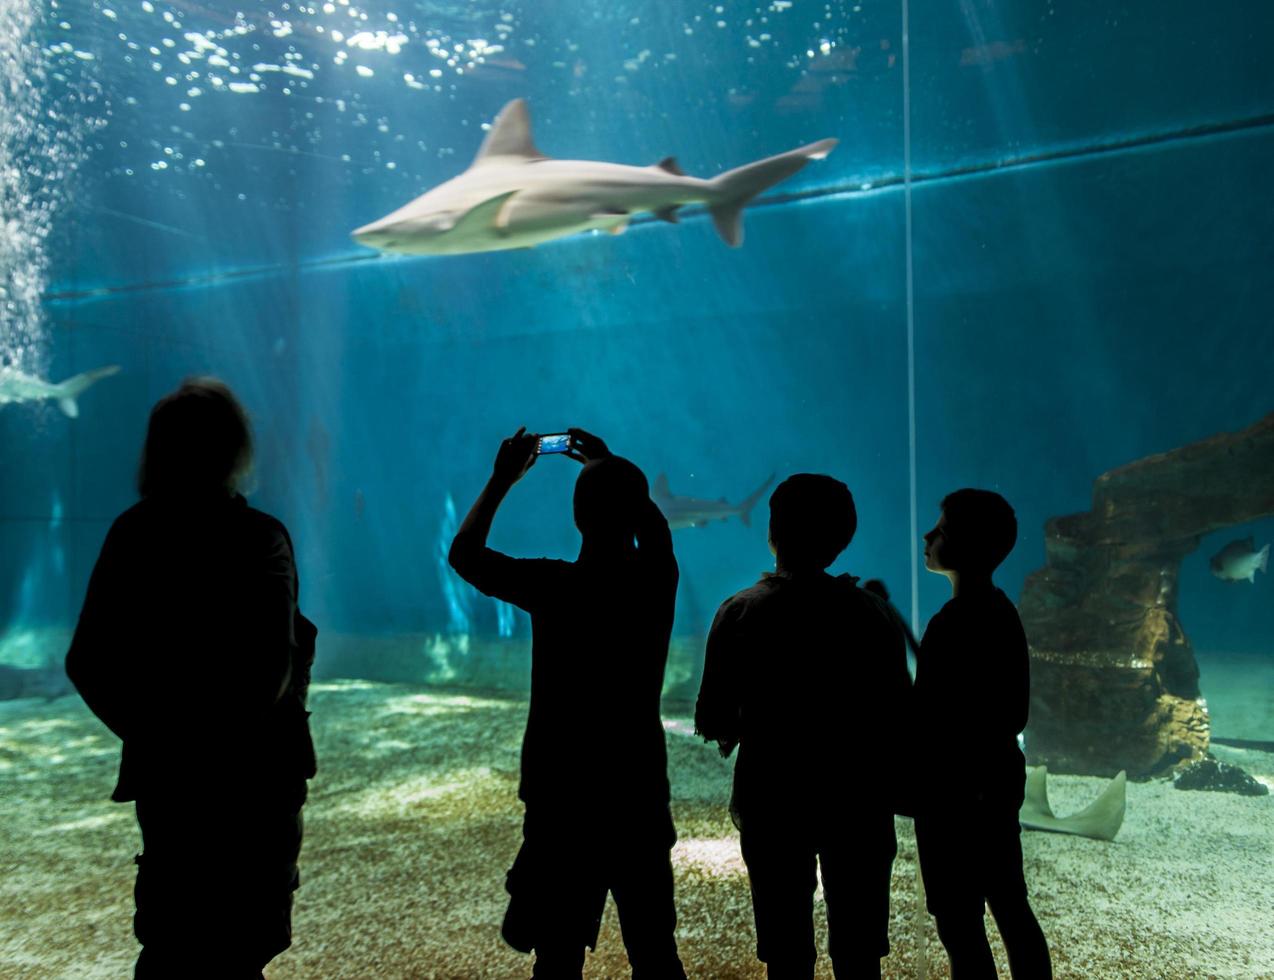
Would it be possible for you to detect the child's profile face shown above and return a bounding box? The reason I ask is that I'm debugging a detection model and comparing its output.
[923,511,954,573]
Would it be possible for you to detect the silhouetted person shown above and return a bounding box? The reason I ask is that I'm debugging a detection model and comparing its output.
[65,378,316,979]
[448,427,687,980]
[695,474,910,979]
[914,489,1052,979]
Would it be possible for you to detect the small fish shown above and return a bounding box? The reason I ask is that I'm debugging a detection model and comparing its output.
[1209,537,1269,583]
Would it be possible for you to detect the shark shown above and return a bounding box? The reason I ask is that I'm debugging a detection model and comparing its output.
[652,473,774,531]
[0,364,120,418]
[352,98,837,255]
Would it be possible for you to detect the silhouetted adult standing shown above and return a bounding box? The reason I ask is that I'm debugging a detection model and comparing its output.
[449,427,687,980]
[695,474,911,979]
[915,489,1052,979]
[65,378,316,979]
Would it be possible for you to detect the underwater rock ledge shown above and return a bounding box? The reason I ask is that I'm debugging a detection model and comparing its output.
[1019,411,1274,779]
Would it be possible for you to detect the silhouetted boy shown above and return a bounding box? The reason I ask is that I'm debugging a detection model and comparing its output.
[65,378,316,979]
[695,474,910,979]
[915,489,1052,979]
[449,427,687,979]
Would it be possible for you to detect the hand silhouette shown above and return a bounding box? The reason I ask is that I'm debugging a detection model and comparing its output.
[565,428,611,465]
[493,427,538,486]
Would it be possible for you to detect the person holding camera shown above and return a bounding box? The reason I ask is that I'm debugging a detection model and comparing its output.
[695,473,910,979]
[449,427,687,979]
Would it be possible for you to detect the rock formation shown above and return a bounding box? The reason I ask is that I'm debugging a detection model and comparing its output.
[1019,412,1274,778]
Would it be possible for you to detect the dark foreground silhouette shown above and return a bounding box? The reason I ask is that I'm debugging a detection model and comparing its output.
[915,489,1052,979]
[449,428,687,979]
[696,474,911,979]
[65,378,316,979]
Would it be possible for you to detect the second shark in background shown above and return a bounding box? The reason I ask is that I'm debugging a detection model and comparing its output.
[652,473,774,530]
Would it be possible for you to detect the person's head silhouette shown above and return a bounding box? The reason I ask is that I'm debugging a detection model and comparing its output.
[137,377,253,498]
[767,473,857,572]
[924,488,1017,578]
[573,455,650,547]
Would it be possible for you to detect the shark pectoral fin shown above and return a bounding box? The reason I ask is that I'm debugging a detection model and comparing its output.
[455,190,521,236]
[653,206,681,224]
[589,209,629,234]
[57,397,79,418]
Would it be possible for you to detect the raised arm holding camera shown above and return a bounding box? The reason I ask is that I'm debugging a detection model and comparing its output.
[448,427,687,980]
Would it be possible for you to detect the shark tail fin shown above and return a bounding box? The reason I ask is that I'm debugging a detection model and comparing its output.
[737,473,776,528]
[707,139,837,247]
[1257,543,1270,576]
[55,365,121,418]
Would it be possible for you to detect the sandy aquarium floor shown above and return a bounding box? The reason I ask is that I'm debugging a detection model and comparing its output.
[2,680,1272,980]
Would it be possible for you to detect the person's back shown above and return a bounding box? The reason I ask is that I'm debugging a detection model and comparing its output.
[72,491,312,802]
[700,569,908,820]
[696,474,909,980]
[65,378,314,979]
[508,538,675,809]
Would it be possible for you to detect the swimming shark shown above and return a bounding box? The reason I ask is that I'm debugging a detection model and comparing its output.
[0,364,120,418]
[652,473,774,531]
[352,99,837,255]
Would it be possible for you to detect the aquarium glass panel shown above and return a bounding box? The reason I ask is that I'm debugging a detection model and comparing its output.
[3,0,1273,975]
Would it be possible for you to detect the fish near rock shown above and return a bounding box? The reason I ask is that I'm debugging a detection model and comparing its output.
[1209,537,1269,583]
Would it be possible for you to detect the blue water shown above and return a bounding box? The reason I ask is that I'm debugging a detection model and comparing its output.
[2,0,1272,699]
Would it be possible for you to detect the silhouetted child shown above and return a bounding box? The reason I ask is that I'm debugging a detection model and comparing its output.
[914,489,1052,979]
[65,378,316,979]
[449,427,687,980]
[695,474,910,979]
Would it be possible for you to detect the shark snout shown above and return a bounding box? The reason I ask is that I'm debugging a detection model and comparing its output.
[352,212,457,254]
[352,221,396,248]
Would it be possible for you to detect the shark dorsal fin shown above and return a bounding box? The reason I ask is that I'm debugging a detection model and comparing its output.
[653,473,670,497]
[472,99,547,166]
[652,156,685,176]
